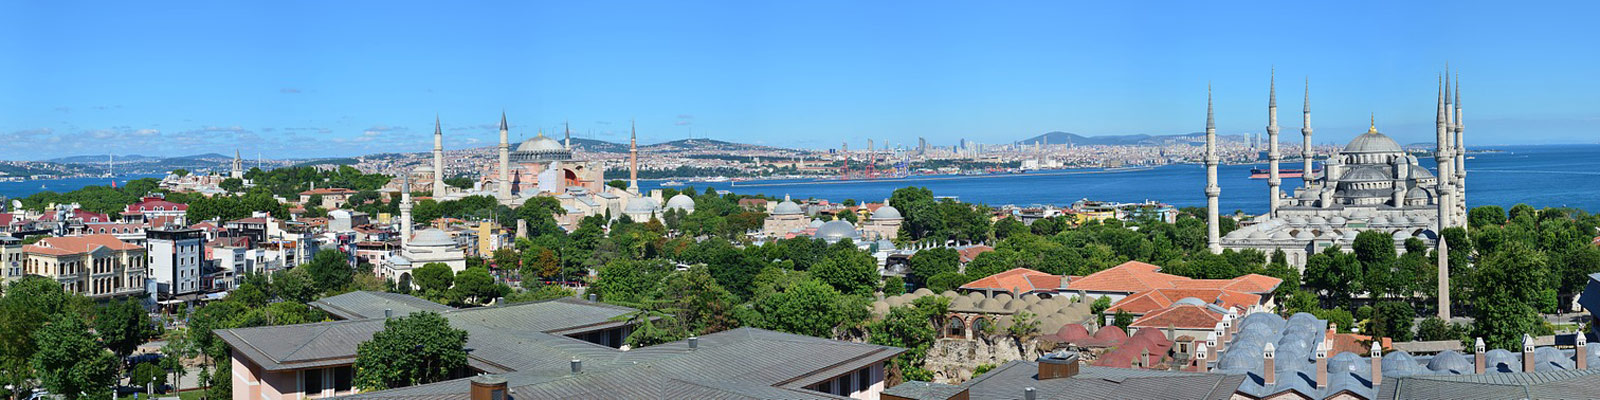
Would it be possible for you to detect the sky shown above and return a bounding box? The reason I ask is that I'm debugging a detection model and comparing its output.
[1,1,1597,160]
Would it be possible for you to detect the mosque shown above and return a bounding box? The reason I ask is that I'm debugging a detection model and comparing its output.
[1203,72,1468,271]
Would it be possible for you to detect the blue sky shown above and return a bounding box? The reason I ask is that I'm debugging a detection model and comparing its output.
[1,1,1597,160]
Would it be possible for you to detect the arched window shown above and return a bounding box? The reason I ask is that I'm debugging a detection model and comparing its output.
[946,317,966,338]
[973,317,991,335]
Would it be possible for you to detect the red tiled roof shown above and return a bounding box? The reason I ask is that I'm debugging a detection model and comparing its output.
[960,267,1062,295]
[956,245,993,264]
[1067,261,1282,295]
[298,188,357,196]
[25,234,142,256]
[229,217,269,224]
[1127,304,1225,330]
[1107,288,1261,315]
[124,197,188,214]
[190,221,220,231]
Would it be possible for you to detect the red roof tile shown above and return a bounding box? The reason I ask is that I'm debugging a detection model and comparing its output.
[25,234,142,256]
[1128,304,1225,330]
[956,245,994,264]
[960,267,1062,295]
[1067,261,1281,295]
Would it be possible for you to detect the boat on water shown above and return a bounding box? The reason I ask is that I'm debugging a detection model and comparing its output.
[1249,167,1320,179]
[660,180,685,187]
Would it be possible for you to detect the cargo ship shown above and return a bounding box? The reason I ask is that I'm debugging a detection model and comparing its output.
[1249,167,1319,179]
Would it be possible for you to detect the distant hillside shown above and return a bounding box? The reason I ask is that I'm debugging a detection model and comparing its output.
[49,154,162,163]
[645,138,792,152]
[1017,131,1244,146]
[569,138,627,153]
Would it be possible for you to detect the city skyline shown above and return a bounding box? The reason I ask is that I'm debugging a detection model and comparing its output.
[3,1,1599,160]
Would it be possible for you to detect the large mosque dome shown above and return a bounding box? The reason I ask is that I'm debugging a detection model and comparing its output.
[665,194,696,213]
[773,198,803,215]
[1341,127,1404,154]
[410,228,455,247]
[816,220,861,242]
[873,203,902,220]
[511,134,572,163]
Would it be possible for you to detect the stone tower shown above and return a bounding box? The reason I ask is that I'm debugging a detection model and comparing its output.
[498,112,512,202]
[1205,84,1221,254]
[1300,78,1314,188]
[1266,70,1282,217]
[432,116,445,198]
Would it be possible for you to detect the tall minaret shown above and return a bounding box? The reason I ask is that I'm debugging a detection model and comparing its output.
[1300,78,1314,187]
[1437,235,1451,320]
[497,112,512,202]
[1454,76,1467,228]
[432,116,445,198]
[1266,70,1282,217]
[564,121,572,150]
[231,149,243,179]
[628,119,639,194]
[400,174,414,247]
[1205,84,1222,254]
[1435,75,1455,232]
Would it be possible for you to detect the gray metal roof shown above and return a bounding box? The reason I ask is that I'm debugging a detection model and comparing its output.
[1378,368,1600,400]
[309,291,455,320]
[890,360,1244,400]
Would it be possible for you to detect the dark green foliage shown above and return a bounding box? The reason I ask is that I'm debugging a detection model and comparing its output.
[1368,301,1415,341]
[31,313,118,400]
[304,249,355,294]
[752,279,861,338]
[353,312,469,391]
[907,247,959,286]
[1416,316,1468,342]
[882,276,906,296]
[94,299,159,359]
[412,263,455,294]
[868,296,949,379]
[924,272,969,293]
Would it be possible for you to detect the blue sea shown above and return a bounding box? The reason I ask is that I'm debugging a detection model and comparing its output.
[639,144,1600,215]
[3,145,1597,214]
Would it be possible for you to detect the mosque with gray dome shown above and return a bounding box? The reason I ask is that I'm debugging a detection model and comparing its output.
[1205,73,1468,270]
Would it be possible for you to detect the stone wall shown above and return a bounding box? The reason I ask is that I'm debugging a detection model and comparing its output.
[923,336,1048,383]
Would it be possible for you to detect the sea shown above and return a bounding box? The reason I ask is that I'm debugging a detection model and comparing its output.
[3,145,1597,215]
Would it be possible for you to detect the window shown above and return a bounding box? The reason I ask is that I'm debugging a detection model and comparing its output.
[815,380,831,394]
[836,376,851,395]
[333,366,352,392]
[856,368,871,392]
[303,368,323,395]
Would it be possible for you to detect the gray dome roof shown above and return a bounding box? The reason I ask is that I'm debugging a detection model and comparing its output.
[665,194,696,212]
[873,205,902,220]
[1340,165,1391,182]
[1175,297,1207,306]
[815,220,860,241]
[774,197,803,215]
[1426,350,1472,373]
[624,197,661,214]
[410,229,454,247]
[808,219,825,228]
[1342,128,1404,154]
[516,135,566,152]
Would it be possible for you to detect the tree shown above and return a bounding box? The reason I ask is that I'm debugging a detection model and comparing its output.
[993,217,1028,240]
[31,313,118,400]
[171,168,190,177]
[95,299,159,360]
[882,276,906,296]
[412,263,455,294]
[753,279,854,338]
[811,242,879,296]
[129,362,167,394]
[304,249,354,293]
[271,268,318,304]
[220,178,244,192]
[0,275,87,392]
[450,267,507,305]
[491,248,519,271]
[907,247,959,286]
[1469,205,1507,228]
[589,259,672,305]
[868,296,948,381]
[606,179,628,189]
[1416,316,1466,342]
[924,272,969,293]
[1367,301,1415,341]
[1111,310,1133,331]
[354,312,469,391]
[1472,240,1550,350]
[651,267,743,335]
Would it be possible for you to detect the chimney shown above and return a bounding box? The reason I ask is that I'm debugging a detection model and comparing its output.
[1263,343,1276,385]
[1523,334,1536,373]
[1195,342,1209,372]
[1206,331,1219,361]
[688,336,699,350]
[1474,338,1486,374]
[1315,343,1328,389]
[1024,387,1037,400]
[1222,317,1234,345]
[587,293,597,302]
[1141,348,1151,368]
[469,375,508,400]
[571,359,582,375]
[1370,341,1383,386]
[384,308,393,319]
[1579,334,1588,370]
[1037,351,1081,380]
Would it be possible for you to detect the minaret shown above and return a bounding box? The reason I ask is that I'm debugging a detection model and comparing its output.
[400,174,414,247]
[564,121,572,150]
[1266,70,1282,217]
[628,119,640,194]
[1435,75,1455,232]
[1300,78,1314,187]
[1205,84,1222,254]
[432,116,445,198]
[231,149,243,179]
[497,112,512,202]
[1454,76,1467,228]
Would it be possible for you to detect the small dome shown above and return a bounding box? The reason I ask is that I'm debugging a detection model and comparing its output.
[1308,216,1328,225]
[1294,230,1315,240]
[1340,165,1391,182]
[665,194,696,212]
[815,220,860,241]
[1342,230,1360,240]
[1271,231,1294,240]
[808,219,825,228]
[1392,230,1410,240]
[1296,190,1319,200]
[1287,216,1308,226]
[876,239,896,251]
[1371,215,1390,225]
[1408,187,1433,200]
[624,197,661,214]
[1248,230,1270,240]
[410,228,454,247]
[1329,216,1347,225]
[1225,229,1246,239]
[1175,297,1207,306]
[774,199,804,215]
[873,204,903,220]
[940,290,958,298]
[1391,215,1411,225]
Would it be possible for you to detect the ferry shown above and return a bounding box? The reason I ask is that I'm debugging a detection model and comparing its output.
[1249,168,1320,179]
[660,180,685,187]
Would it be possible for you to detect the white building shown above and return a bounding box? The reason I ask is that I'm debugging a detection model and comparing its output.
[147,228,204,296]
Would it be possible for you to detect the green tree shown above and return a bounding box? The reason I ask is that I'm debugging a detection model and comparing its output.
[412,263,456,294]
[1111,310,1133,331]
[450,267,508,305]
[811,241,880,296]
[31,313,118,400]
[271,268,318,304]
[1416,316,1466,342]
[1472,241,1549,350]
[868,296,948,380]
[907,247,959,286]
[304,249,355,293]
[753,279,855,338]
[1468,205,1507,228]
[353,312,469,391]
[219,178,244,192]
[924,272,969,293]
[1368,301,1415,341]
[129,362,167,393]
[95,299,159,360]
[882,276,906,296]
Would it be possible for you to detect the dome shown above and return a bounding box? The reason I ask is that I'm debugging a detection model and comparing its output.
[1271,231,1294,240]
[1248,230,1269,240]
[872,205,902,220]
[410,228,455,247]
[815,220,860,241]
[1294,230,1315,240]
[1309,216,1328,225]
[1287,216,1308,226]
[665,194,696,212]
[808,219,825,228]
[1342,230,1360,240]
[1342,128,1404,154]
[1371,215,1390,225]
[1329,216,1347,225]
[1340,165,1391,182]
[624,197,661,214]
[1175,297,1207,306]
[1426,350,1473,373]
[516,135,566,152]
[1391,215,1411,225]
[875,239,896,251]
[774,197,804,215]
[1408,164,1437,179]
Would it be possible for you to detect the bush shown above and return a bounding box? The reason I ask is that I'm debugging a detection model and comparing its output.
[882,276,906,296]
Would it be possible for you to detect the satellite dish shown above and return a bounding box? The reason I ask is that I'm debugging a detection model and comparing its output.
[10,200,20,209]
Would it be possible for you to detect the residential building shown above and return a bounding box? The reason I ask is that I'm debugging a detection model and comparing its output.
[147,228,204,297]
[0,236,22,284]
[123,195,189,225]
[22,234,146,298]
[298,188,359,209]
